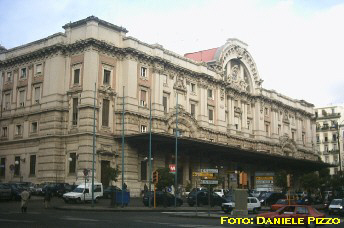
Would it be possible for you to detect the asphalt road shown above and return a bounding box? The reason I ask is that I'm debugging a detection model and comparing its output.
[0,197,343,228]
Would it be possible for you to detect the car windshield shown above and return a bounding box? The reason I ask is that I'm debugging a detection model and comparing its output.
[276,199,287,204]
[330,199,343,205]
[73,188,84,193]
[214,189,221,192]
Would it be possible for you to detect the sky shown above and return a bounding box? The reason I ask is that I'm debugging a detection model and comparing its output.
[0,0,343,107]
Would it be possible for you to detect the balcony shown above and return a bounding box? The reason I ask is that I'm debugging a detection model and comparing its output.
[329,149,339,154]
[317,113,341,120]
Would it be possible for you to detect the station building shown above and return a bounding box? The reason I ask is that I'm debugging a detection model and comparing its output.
[0,16,326,196]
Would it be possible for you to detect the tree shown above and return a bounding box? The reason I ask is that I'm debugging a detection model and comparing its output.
[275,170,288,192]
[300,172,320,194]
[156,167,174,191]
[104,165,121,186]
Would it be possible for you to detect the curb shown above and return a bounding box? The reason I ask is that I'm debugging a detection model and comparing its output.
[53,206,222,213]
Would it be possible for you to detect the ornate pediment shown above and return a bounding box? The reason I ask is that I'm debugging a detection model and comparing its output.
[173,74,187,92]
[98,85,117,97]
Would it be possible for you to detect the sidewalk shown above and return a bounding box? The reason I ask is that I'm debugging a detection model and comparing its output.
[53,196,270,213]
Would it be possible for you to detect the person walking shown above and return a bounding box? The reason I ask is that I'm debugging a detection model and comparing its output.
[44,189,52,209]
[20,190,30,213]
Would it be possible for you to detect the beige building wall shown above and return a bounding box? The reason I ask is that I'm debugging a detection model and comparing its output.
[0,16,320,196]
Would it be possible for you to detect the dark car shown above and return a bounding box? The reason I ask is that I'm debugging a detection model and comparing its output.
[258,192,285,206]
[143,191,183,207]
[43,183,70,196]
[0,183,12,200]
[187,189,227,207]
[56,184,76,197]
[6,183,23,200]
[103,186,122,199]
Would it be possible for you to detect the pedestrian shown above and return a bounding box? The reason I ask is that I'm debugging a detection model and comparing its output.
[20,190,30,213]
[44,189,52,209]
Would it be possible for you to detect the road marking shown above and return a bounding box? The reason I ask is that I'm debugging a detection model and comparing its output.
[0,218,34,223]
[61,216,99,222]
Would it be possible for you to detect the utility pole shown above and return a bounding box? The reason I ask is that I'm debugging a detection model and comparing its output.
[148,88,152,207]
[121,86,125,207]
[91,83,96,207]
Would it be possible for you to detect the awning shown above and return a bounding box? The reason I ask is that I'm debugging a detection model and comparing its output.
[115,132,331,172]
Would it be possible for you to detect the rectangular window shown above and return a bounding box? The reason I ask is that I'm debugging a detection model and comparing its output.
[69,153,76,174]
[102,99,110,126]
[20,68,27,79]
[72,98,78,125]
[15,125,22,135]
[163,96,167,113]
[333,134,337,142]
[36,64,42,74]
[1,127,7,137]
[207,89,213,99]
[14,156,20,176]
[7,72,12,82]
[29,155,36,175]
[264,108,269,115]
[73,69,80,84]
[34,87,40,103]
[325,145,328,152]
[292,131,295,140]
[162,75,167,84]
[316,135,320,142]
[141,160,147,181]
[31,122,38,133]
[19,90,25,107]
[191,103,196,118]
[278,125,281,135]
[208,109,214,123]
[302,133,305,145]
[191,83,196,93]
[140,67,147,78]
[140,125,147,133]
[103,69,111,85]
[4,93,10,110]
[0,158,5,177]
[140,90,146,107]
[266,124,270,135]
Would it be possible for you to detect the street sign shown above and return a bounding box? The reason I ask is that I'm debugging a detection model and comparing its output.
[192,172,199,177]
[192,172,213,177]
[200,180,218,185]
[83,168,89,176]
[202,176,217,180]
[169,164,176,173]
[200,169,218,174]
[167,187,172,193]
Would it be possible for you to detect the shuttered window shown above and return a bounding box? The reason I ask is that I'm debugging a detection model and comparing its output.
[102,99,110,126]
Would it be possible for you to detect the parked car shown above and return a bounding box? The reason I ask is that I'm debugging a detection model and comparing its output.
[43,183,71,196]
[271,199,297,211]
[187,189,227,207]
[63,182,103,203]
[32,183,45,196]
[222,196,261,214]
[103,186,122,199]
[258,192,285,206]
[6,183,23,200]
[142,191,183,207]
[256,205,325,227]
[328,199,344,215]
[0,183,12,200]
[56,184,75,197]
[214,189,225,197]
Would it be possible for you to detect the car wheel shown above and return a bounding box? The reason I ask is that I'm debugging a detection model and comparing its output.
[197,201,203,207]
[64,199,69,204]
[253,207,258,214]
[223,209,230,214]
[76,198,81,204]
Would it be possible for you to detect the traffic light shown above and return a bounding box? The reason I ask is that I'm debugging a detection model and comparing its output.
[153,170,159,184]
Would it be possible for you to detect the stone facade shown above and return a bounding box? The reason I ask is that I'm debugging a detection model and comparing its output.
[0,16,320,196]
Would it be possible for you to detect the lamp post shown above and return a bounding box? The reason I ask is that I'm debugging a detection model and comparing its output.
[148,87,152,207]
[174,92,178,208]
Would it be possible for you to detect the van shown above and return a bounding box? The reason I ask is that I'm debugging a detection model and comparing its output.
[63,182,103,203]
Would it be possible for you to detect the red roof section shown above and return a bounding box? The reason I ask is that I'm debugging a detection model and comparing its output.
[184,48,218,62]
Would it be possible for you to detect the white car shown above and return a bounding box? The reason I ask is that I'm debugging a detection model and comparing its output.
[214,189,225,197]
[63,182,103,203]
[221,197,261,214]
[328,199,344,215]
